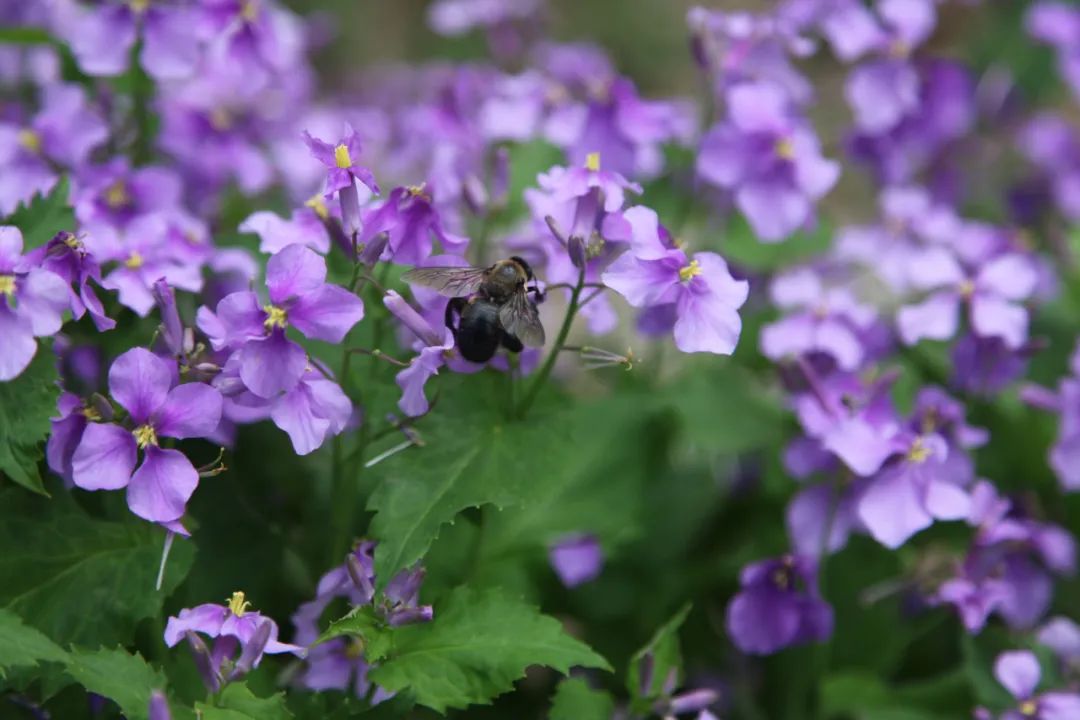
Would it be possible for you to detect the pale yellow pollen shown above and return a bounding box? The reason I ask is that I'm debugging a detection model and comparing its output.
[1019,700,1038,717]
[906,437,931,464]
[407,184,432,202]
[679,259,702,283]
[132,424,158,449]
[124,251,144,269]
[305,194,329,220]
[958,279,975,299]
[105,180,130,209]
[61,232,81,249]
[17,129,41,154]
[775,137,796,161]
[334,143,352,169]
[81,406,101,421]
[263,304,288,329]
[771,568,790,590]
[129,0,149,13]
[0,275,15,297]
[227,591,252,617]
[240,0,258,22]
[888,38,910,59]
[585,152,601,172]
[209,107,232,132]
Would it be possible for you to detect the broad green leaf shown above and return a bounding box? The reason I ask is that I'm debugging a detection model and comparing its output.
[549,677,615,720]
[370,586,611,712]
[627,603,691,706]
[0,489,195,646]
[0,349,60,495]
[64,647,165,720]
[3,176,74,251]
[717,216,831,272]
[0,608,67,677]
[317,605,393,663]
[196,683,293,720]
[0,26,53,45]
[366,388,639,587]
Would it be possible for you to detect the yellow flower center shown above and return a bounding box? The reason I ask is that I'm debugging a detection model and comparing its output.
[585,152,601,172]
[263,304,288,329]
[679,259,702,283]
[1019,700,1038,717]
[334,143,352,169]
[407,184,432,202]
[227,591,252,617]
[958,279,975,299]
[0,275,15,297]
[889,38,910,59]
[81,407,101,421]
[240,0,258,21]
[129,0,150,13]
[775,137,796,160]
[125,251,144,269]
[305,194,329,220]
[771,568,790,590]
[132,424,158,449]
[61,232,81,249]
[209,107,232,131]
[906,437,931,464]
[105,180,130,209]
[17,129,41,154]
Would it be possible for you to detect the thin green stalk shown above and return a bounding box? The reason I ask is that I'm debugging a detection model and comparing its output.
[516,263,586,418]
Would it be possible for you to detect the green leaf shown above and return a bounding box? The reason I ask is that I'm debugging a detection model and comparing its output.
[317,605,393,663]
[0,489,195,646]
[719,216,831,272]
[195,683,293,720]
[0,349,60,495]
[627,603,691,705]
[64,647,165,720]
[549,677,615,720]
[3,176,75,252]
[367,389,639,587]
[370,586,611,712]
[0,608,67,677]
[0,26,54,45]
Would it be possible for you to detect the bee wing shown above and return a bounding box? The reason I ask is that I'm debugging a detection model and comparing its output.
[499,291,546,348]
[401,266,488,297]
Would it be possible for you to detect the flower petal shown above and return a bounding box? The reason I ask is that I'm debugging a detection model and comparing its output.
[266,244,327,304]
[108,348,173,423]
[164,603,229,646]
[993,650,1040,701]
[289,285,365,343]
[237,330,307,399]
[126,446,198,523]
[71,422,137,491]
[155,383,224,440]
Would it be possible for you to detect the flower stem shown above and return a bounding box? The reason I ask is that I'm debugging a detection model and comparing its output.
[517,263,586,418]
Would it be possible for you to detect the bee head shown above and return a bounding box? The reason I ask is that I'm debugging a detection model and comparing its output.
[508,255,535,281]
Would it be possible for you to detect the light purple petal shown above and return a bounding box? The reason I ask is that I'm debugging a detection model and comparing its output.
[127,446,198,523]
[697,124,752,188]
[897,292,960,346]
[0,309,36,381]
[19,268,69,336]
[993,650,1040,700]
[548,534,603,588]
[237,331,307,399]
[736,181,811,243]
[923,479,971,521]
[155,383,223,440]
[290,285,365,343]
[856,468,933,549]
[786,484,851,557]
[726,586,800,655]
[673,286,743,355]
[977,254,1038,300]
[68,5,136,76]
[71,422,137,491]
[108,348,173,423]
[823,418,897,476]
[970,296,1028,349]
[601,253,680,307]
[266,244,327,304]
[270,381,331,456]
[141,9,200,79]
[728,82,789,133]
[1041,693,1080,720]
[215,292,266,347]
[164,604,229,646]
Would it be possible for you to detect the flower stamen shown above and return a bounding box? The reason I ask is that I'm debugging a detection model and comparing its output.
[125,251,144,269]
[0,275,15,297]
[906,436,931,464]
[133,424,158,449]
[105,181,130,210]
[334,143,352,169]
[227,591,252,617]
[263,304,288,329]
[17,129,41,154]
[679,259,702,283]
[585,152,601,172]
[775,137,796,160]
[305,194,329,220]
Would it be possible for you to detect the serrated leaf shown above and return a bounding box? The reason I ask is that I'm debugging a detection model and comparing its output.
[65,647,165,720]
[370,586,611,712]
[3,176,74,251]
[0,349,60,495]
[549,677,615,720]
[318,605,392,663]
[0,489,195,646]
[367,390,633,587]
[627,603,691,706]
[0,608,67,677]
[195,683,293,720]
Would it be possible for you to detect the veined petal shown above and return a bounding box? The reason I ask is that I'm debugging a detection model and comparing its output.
[289,285,364,343]
[237,330,307,399]
[164,604,229,646]
[108,348,173,423]
[266,244,327,304]
[155,383,224,440]
[126,446,198,523]
[993,650,1040,701]
[71,422,137,491]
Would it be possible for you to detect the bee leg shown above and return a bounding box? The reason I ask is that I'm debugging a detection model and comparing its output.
[500,332,524,354]
[445,297,467,337]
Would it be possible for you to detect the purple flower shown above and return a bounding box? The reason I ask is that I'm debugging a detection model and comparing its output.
[70,348,222,523]
[165,590,304,691]
[359,186,468,266]
[148,691,171,720]
[548,534,603,588]
[384,291,455,417]
[697,82,839,242]
[760,267,878,371]
[897,248,1038,350]
[198,0,305,87]
[1018,114,1080,223]
[25,231,115,331]
[0,227,69,381]
[55,0,201,79]
[726,554,833,655]
[602,215,748,355]
[1027,2,1080,103]
[269,366,352,456]
[74,160,184,231]
[239,203,332,255]
[203,244,364,399]
[1038,617,1080,671]
[304,124,379,234]
[984,650,1080,720]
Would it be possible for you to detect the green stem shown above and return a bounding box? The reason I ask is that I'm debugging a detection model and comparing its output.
[130,43,153,165]
[517,263,586,418]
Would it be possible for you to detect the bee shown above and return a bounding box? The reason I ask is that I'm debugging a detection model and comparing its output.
[402,257,545,363]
